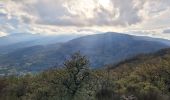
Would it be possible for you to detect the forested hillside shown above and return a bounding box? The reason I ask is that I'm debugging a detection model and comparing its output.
[0,33,169,76]
[1,48,170,100]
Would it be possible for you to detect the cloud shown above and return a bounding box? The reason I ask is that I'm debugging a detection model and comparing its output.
[163,29,170,33]
[0,0,170,38]
[0,31,7,37]
[4,0,145,27]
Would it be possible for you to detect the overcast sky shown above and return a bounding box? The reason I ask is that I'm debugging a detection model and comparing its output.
[0,0,170,39]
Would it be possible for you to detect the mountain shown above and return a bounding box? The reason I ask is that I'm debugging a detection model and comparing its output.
[0,32,170,75]
[109,48,170,91]
[136,36,170,46]
[0,33,40,46]
[113,48,170,69]
[46,33,170,66]
[1,48,170,100]
[0,33,80,54]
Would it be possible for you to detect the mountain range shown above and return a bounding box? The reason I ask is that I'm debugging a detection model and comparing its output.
[0,32,170,75]
[0,33,80,54]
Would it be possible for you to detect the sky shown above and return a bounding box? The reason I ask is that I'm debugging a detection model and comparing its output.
[0,0,170,39]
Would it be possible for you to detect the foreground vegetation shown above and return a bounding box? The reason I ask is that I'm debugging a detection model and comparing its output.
[1,49,170,100]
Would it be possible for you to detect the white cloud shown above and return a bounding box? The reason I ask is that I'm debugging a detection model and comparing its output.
[0,31,7,37]
[0,0,170,39]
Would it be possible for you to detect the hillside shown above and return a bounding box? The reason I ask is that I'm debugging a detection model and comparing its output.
[113,48,170,69]
[0,32,170,75]
[1,50,170,100]
[52,33,170,67]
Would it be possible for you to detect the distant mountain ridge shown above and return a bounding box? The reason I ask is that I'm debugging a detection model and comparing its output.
[115,48,170,67]
[111,48,170,78]
[0,32,170,75]
[0,33,80,54]
[50,32,170,66]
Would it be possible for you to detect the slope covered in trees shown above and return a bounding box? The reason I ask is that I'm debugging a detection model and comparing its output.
[1,49,170,100]
[0,32,170,76]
